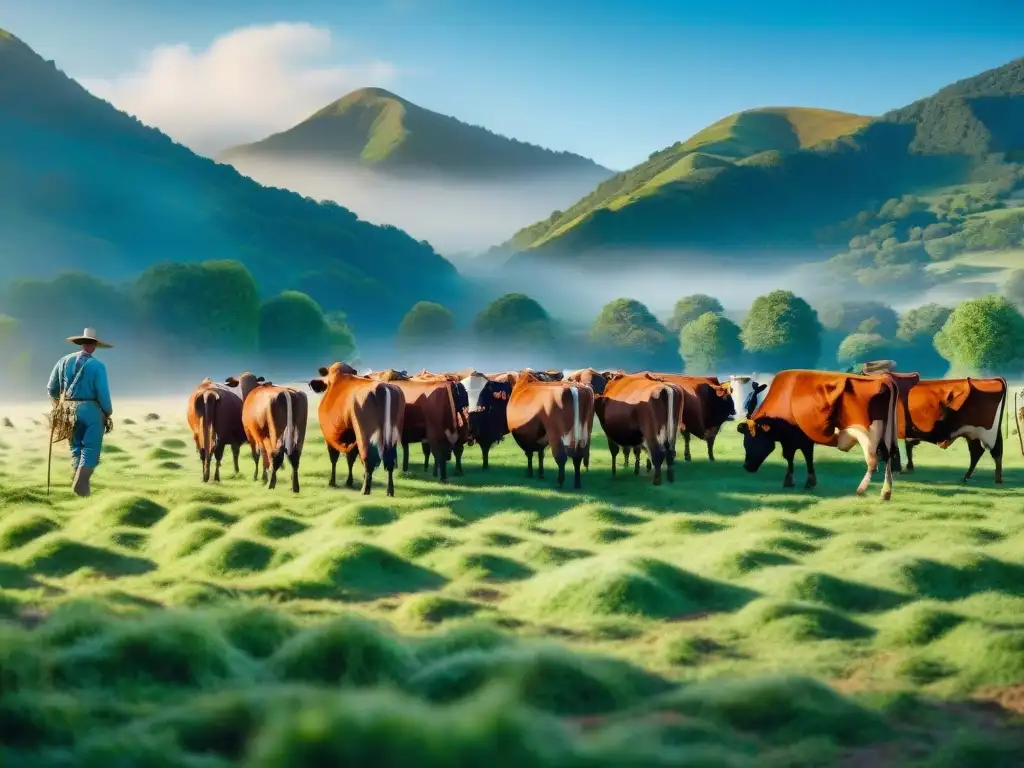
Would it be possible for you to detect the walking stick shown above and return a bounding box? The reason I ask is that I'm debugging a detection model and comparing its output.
[46,416,55,496]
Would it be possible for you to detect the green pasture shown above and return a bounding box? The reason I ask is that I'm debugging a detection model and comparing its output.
[0,395,1022,765]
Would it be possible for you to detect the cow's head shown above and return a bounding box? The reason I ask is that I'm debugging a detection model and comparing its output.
[744,381,767,419]
[224,372,265,400]
[308,362,358,394]
[708,382,738,424]
[736,417,775,472]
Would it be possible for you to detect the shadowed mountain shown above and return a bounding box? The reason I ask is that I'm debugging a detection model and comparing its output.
[0,29,462,324]
[497,57,1024,268]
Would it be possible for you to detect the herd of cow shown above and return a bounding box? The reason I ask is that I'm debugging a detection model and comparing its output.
[185,363,1015,500]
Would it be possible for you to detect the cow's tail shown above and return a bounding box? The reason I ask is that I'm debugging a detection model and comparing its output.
[566,385,581,453]
[883,378,897,478]
[663,384,677,455]
[276,389,300,458]
[379,385,398,473]
[197,390,218,481]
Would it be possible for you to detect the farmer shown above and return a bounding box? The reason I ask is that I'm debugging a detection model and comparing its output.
[46,328,114,497]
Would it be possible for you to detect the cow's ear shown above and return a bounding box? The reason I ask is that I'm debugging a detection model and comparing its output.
[308,379,327,393]
[225,377,239,387]
[318,366,329,377]
[256,376,265,383]
[754,382,767,393]
[736,422,746,434]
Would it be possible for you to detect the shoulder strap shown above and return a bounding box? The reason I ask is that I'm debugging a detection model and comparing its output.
[62,356,90,401]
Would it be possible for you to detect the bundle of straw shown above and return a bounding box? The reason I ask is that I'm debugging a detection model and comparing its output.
[46,399,77,444]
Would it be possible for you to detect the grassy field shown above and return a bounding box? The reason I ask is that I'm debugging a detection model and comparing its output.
[1,394,1023,765]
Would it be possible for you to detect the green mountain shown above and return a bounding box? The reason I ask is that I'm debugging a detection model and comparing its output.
[0,30,462,328]
[498,58,1024,267]
[219,87,614,182]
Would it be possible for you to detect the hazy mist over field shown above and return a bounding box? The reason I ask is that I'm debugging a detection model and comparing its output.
[224,155,605,254]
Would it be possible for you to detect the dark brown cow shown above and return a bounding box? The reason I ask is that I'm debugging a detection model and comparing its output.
[595,373,685,486]
[367,369,469,481]
[186,377,251,482]
[506,371,595,488]
[897,377,1007,483]
[737,369,898,500]
[412,370,472,475]
[308,362,406,496]
[226,372,309,493]
[566,368,615,470]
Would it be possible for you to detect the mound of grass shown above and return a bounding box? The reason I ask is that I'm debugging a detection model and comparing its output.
[244,515,308,540]
[152,523,227,559]
[877,602,966,647]
[18,535,156,577]
[281,542,446,600]
[398,594,482,625]
[0,511,59,551]
[873,553,1024,601]
[92,494,168,528]
[736,599,875,641]
[443,551,535,582]
[161,503,238,528]
[193,537,276,576]
[712,548,797,579]
[507,555,756,622]
[756,568,909,613]
[331,503,400,528]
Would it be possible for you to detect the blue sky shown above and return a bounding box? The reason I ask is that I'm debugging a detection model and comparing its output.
[6,0,1023,169]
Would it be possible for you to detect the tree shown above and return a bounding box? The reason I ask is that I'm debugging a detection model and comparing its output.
[934,295,1024,374]
[667,294,724,333]
[819,300,899,338]
[325,311,357,362]
[679,312,743,373]
[258,291,332,360]
[897,303,953,342]
[741,290,822,369]
[471,293,553,345]
[135,261,260,352]
[397,301,456,349]
[836,333,898,369]
[591,298,677,368]
[1002,269,1024,309]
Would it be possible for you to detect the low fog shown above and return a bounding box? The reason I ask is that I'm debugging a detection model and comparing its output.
[223,156,606,255]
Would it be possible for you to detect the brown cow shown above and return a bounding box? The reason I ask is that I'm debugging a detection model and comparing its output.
[225,373,308,493]
[506,371,595,488]
[367,369,469,481]
[897,377,1007,483]
[595,373,685,485]
[308,362,406,496]
[412,370,472,475]
[737,369,898,500]
[186,377,252,482]
[566,368,617,470]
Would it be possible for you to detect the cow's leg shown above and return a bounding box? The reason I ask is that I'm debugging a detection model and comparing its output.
[327,445,340,487]
[889,440,903,473]
[683,432,692,462]
[856,430,880,496]
[537,447,546,479]
[878,439,893,501]
[706,433,716,461]
[665,443,676,483]
[345,450,357,488]
[198,446,208,482]
[251,443,260,481]
[583,445,590,471]
[608,441,619,476]
[525,450,534,477]
[905,439,917,473]
[401,442,410,472]
[964,439,986,482]
[802,444,817,489]
[231,444,241,474]
[572,448,583,488]
[992,432,1004,485]
[781,444,797,488]
[480,441,492,470]
[453,443,464,476]
[422,442,432,472]
[268,448,284,490]
[645,457,652,473]
[288,450,301,493]
[362,463,374,495]
[213,443,226,482]
[434,442,449,483]
[554,446,567,488]
[633,448,641,475]
[651,445,665,486]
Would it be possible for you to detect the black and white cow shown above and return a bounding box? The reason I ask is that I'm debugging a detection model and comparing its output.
[460,371,514,469]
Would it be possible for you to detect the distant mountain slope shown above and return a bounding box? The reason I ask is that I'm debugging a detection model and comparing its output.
[219,88,614,182]
[0,30,461,329]
[500,107,871,252]
[500,58,1024,265]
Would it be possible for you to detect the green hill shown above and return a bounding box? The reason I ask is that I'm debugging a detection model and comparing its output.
[219,87,614,183]
[499,58,1024,266]
[0,30,462,326]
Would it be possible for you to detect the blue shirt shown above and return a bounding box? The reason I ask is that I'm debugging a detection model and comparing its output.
[47,351,113,415]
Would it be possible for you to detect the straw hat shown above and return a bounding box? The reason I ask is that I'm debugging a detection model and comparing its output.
[66,328,113,348]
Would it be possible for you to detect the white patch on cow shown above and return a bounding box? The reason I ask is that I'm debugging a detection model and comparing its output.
[835,420,884,494]
[460,374,487,412]
[282,391,295,454]
[561,386,581,448]
[949,391,1004,450]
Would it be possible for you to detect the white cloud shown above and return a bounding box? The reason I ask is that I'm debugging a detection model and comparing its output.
[79,23,398,156]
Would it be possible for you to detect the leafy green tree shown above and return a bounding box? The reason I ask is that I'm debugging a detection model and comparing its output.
[258,291,333,360]
[667,294,724,333]
[472,293,553,345]
[741,290,822,369]
[591,298,671,351]
[934,295,1024,374]
[1002,269,1024,309]
[325,311,357,362]
[819,300,899,338]
[679,312,743,373]
[397,301,456,349]
[836,333,899,369]
[135,261,260,352]
[897,303,953,342]
[2,271,136,342]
